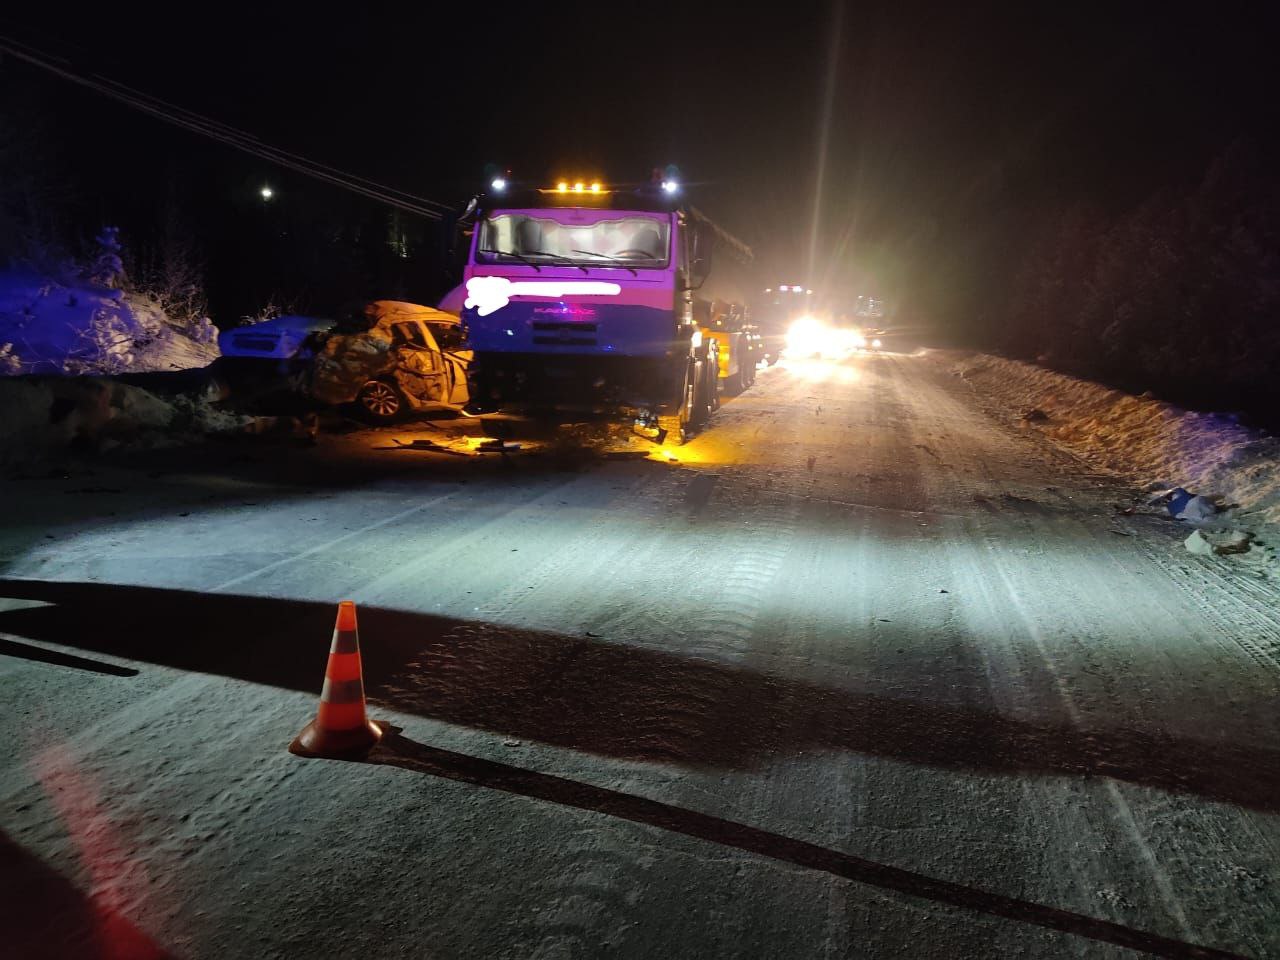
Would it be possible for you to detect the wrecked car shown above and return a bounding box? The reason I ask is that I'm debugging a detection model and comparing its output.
[217,313,335,365]
[307,300,471,422]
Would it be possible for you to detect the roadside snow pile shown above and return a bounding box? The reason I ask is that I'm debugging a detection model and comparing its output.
[953,353,1280,527]
[0,268,218,376]
[0,376,249,471]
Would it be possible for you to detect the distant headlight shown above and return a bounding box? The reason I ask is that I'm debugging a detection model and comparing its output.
[786,316,827,356]
[871,338,882,349]
[851,334,867,349]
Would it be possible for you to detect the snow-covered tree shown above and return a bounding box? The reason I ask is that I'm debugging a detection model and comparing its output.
[0,342,24,375]
[89,226,126,289]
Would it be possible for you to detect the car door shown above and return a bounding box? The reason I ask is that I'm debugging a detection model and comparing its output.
[390,321,449,405]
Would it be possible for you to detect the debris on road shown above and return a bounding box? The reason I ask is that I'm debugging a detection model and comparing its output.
[1186,528,1256,557]
[389,435,523,457]
[236,413,320,446]
[1158,487,1219,522]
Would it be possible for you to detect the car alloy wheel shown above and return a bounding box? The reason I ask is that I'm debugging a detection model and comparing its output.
[359,380,401,420]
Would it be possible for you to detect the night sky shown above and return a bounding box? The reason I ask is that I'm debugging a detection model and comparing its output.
[4,3,1278,319]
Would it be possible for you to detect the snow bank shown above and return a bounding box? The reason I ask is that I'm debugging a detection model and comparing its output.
[0,269,218,376]
[0,376,249,471]
[952,353,1280,526]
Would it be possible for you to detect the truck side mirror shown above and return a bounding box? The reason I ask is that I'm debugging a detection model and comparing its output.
[689,255,711,289]
[690,230,712,286]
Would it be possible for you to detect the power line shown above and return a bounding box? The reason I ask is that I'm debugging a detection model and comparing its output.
[0,36,455,220]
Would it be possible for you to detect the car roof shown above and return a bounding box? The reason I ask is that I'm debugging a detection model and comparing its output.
[367,300,461,327]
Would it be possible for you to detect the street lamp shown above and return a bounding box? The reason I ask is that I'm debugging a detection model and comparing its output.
[260,185,274,201]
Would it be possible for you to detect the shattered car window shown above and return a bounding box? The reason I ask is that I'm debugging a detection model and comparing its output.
[391,322,429,348]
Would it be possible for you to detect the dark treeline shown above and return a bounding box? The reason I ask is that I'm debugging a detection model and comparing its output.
[0,75,462,326]
[6,49,1280,424]
[982,142,1280,421]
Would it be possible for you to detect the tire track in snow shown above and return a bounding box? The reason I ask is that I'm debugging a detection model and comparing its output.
[675,491,804,664]
[925,349,1280,954]
[901,358,1259,952]
[517,828,656,959]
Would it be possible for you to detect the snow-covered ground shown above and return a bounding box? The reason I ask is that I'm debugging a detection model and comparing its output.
[0,268,235,470]
[1,353,1277,958]
[0,269,219,376]
[949,352,1280,524]
[949,352,1280,573]
[0,376,249,471]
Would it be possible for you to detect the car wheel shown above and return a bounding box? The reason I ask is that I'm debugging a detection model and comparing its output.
[357,379,403,422]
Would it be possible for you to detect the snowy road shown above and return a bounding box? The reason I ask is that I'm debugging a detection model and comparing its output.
[2,352,1278,959]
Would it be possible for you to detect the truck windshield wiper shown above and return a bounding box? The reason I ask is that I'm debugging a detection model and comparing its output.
[526,250,589,274]
[570,250,638,276]
[478,248,541,271]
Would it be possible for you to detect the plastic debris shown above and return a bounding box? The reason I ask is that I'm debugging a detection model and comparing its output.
[1159,487,1218,522]
[1184,530,1215,556]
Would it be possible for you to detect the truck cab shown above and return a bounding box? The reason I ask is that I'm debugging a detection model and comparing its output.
[459,172,750,441]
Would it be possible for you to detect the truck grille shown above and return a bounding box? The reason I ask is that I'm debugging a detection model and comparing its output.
[532,322,598,346]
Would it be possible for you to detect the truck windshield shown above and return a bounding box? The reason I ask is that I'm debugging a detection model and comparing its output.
[477,214,670,269]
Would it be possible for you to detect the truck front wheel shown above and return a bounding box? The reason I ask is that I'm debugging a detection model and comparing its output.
[658,359,700,445]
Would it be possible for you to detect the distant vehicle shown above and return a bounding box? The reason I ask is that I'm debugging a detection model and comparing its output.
[784,314,884,359]
[757,282,815,364]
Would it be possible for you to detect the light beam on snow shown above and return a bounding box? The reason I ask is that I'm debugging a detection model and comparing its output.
[806,2,844,284]
[464,277,622,317]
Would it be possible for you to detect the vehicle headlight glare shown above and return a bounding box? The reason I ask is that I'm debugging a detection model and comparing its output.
[786,316,828,357]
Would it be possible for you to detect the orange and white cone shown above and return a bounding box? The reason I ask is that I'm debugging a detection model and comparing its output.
[290,601,382,758]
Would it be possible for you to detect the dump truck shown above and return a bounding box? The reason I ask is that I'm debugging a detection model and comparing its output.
[459,170,753,443]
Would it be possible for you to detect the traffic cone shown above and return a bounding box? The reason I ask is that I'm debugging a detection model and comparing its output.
[290,601,383,758]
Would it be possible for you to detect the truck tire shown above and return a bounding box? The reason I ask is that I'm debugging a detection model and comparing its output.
[690,359,709,429]
[724,370,744,395]
[657,358,698,445]
[705,344,720,413]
